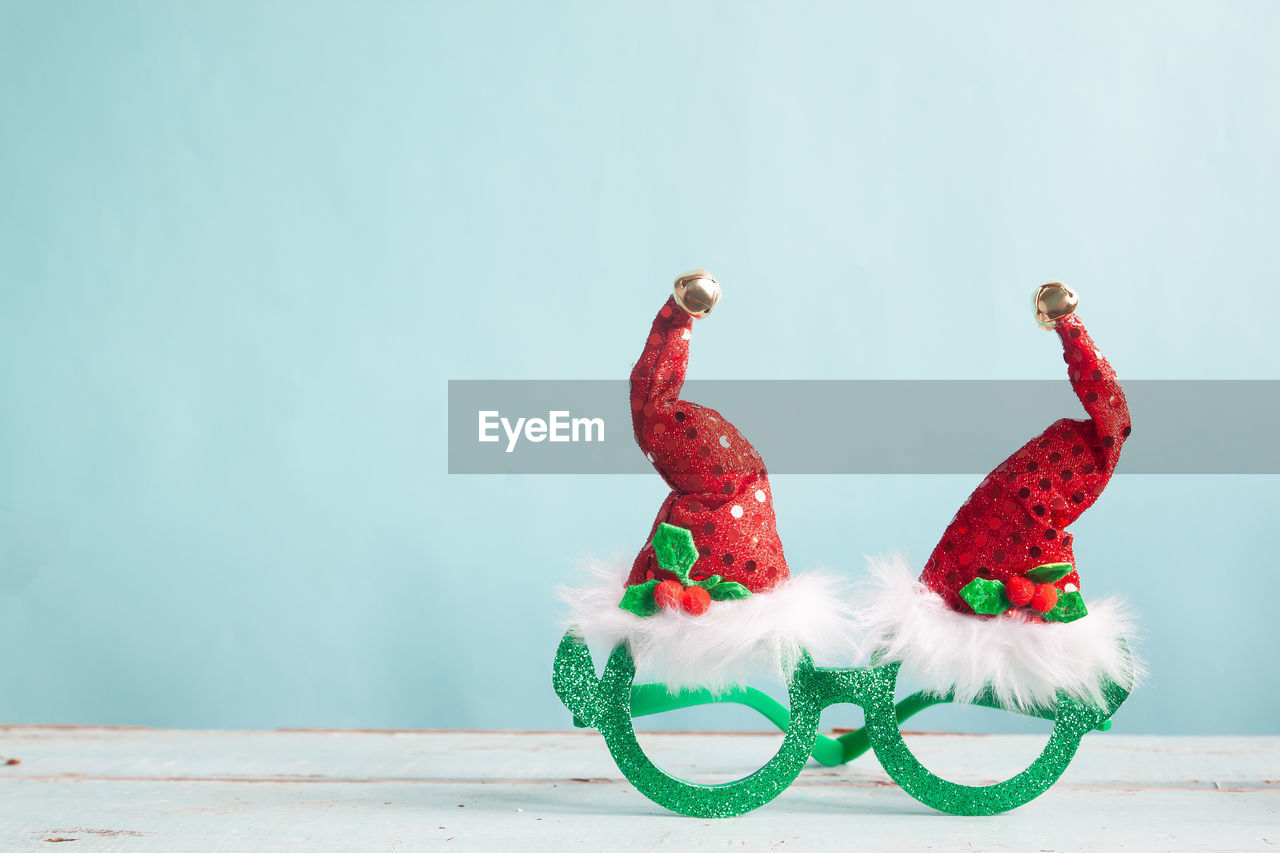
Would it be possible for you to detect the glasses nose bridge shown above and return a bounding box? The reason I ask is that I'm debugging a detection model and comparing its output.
[794,659,884,711]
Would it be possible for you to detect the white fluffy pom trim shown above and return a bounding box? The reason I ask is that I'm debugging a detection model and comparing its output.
[558,560,862,694]
[856,554,1143,712]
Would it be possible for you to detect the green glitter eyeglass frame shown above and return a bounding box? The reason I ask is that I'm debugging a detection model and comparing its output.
[552,630,1131,818]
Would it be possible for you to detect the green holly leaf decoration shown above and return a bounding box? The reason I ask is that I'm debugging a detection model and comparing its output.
[1042,590,1089,623]
[624,523,755,614]
[959,577,1010,615]
[618,579,660,617]
[1025,562,1073,584]
[707,581,752,601]
[651,522,699,585]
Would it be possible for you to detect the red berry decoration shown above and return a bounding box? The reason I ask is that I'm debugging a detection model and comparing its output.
[654,579,684,611]
[682,586,712,616]
[1029,583,1059,613]
[1006,576,1034,607]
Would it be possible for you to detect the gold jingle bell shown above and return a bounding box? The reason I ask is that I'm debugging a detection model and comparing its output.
[1034,282,1079,329]
[673,270,721,318]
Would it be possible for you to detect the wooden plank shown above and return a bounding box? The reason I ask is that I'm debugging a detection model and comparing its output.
[0,728,1276,851]
[2,726,1274,787]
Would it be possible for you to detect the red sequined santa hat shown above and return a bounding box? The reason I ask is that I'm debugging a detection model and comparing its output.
[859,284,1142,711]
[560,272,859,693]
[625,273,789,611]
[922,284,1131,622]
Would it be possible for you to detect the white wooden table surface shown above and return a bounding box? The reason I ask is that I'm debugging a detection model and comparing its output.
[0,726,1275,851]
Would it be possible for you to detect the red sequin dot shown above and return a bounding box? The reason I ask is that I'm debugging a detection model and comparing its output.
[1033,504,1046,516]
[1027,461,1039,472]
[721,552,734,566]
[674,410,686,422]
[992,549,1006,563]
[1060,470,1073,481]
[1102,436,1115,448]
[1091,369,1103,380]
[647,333,661,346]
[1039,478,1052,490]
[743,559,757,573]
[659,305,673,318]
[1029,545,1042,558]
[1018,487,1031,498]
[1072,444,1085,456]
[1045,529,1057,540]
[697,445,711,458]
[987,517,1002,531]
[958,552,974,566]
[1070,328,1082,338]
[1049,452,1062,464]
[702,522,716,535]
[1122,425,1132,437]
[710,465,725,476]
[1071,491,1085,503]
[686,427,697,439]
[1085,391,1098,403]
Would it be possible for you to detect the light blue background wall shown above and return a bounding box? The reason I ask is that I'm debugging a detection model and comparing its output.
[1,1,1277,734]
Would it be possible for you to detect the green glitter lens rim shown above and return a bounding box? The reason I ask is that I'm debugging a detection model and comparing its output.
[553,630,824,816]
[553,630,1131,818]
[861,661,1128,815]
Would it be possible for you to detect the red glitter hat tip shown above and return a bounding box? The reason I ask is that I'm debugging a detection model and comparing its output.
[920,313,1131,617]
[626,296,788,595]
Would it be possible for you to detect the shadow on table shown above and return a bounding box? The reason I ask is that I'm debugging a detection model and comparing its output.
[447,778,937,819]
